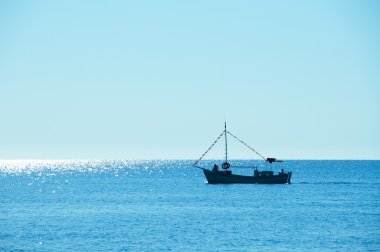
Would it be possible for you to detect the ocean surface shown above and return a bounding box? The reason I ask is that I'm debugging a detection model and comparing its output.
[0,160,379,251]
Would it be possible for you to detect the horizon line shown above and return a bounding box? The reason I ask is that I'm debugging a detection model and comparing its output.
[1,158,380,162]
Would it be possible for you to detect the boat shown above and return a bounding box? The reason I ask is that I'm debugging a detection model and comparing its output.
[193,123,292,184]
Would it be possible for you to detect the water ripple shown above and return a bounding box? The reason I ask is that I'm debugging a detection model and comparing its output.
[0,160,194,176]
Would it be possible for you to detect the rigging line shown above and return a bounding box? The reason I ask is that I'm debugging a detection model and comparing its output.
[226,131,267,161]
[193,131,225,166]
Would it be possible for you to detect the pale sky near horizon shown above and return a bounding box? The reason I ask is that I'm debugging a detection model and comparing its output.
[1,0,379,160]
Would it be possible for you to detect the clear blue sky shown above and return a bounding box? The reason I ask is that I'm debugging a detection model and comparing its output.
[1,0,379,160]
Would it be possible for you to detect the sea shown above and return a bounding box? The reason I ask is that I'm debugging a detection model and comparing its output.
[0,160,379,251]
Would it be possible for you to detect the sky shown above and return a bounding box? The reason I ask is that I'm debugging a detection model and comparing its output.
[1,0,379,160]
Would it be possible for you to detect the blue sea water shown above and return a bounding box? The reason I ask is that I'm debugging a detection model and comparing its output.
[0,160,379,251]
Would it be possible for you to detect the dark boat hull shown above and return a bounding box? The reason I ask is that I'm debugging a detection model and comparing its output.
[203,169,292,184]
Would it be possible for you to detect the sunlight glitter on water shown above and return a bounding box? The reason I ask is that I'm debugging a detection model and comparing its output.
[0,159,192,176]
[0,160,128,174]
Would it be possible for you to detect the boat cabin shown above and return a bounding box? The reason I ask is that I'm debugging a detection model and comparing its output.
[213,164,232,175]
[254,170,274,177]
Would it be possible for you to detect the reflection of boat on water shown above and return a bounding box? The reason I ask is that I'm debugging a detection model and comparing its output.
[193,123,292,184]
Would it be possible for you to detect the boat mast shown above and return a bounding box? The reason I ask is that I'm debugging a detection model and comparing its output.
[224,122,228,163]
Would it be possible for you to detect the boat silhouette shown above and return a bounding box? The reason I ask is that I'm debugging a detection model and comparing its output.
[193,123,292,184]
